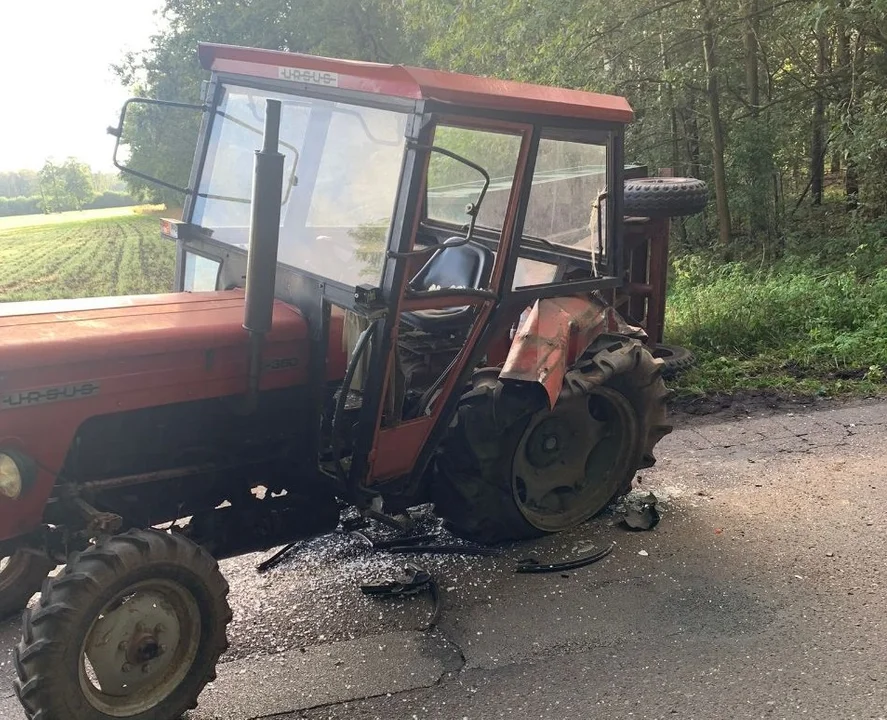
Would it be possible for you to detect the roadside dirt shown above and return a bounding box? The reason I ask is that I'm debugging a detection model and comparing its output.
[668,387,885,425]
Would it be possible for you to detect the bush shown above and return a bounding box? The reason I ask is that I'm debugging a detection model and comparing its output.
[84,191,138,209]
[0,195,41,217]
[668,257,887,366]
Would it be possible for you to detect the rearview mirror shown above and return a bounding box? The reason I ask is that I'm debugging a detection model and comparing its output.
[108,97,208,195]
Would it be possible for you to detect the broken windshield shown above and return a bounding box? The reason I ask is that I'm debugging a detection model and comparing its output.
[190,84,408,287]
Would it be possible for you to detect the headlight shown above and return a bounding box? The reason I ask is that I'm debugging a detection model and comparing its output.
[0,454,23,499]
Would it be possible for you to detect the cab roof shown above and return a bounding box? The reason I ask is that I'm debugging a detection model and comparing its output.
[197,43,634,125]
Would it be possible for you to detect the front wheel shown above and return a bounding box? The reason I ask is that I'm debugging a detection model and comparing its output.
[0,551,55,620]
[14,528,231,720]
[434,336,672,543]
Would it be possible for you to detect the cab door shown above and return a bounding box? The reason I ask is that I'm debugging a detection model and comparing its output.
[355,117,534,488]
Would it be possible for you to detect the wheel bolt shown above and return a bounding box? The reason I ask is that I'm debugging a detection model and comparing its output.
[159,645,167,655]
[122,663,132,673]
[154,624,164,634]
[118,641,128,651]
[142,663,151,673]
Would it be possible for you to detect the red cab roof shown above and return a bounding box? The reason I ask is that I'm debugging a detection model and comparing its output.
[198,43,633,124]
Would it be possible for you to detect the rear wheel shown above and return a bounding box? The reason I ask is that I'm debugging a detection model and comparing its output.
[0,552,55,620]
[434,336,672,543]
[14,528,231,720]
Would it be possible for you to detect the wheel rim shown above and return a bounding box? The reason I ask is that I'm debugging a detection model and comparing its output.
[79,578,201,717]
[512,386,639,532]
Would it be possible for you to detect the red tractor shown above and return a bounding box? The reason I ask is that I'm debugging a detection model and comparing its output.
[1,43,705,719]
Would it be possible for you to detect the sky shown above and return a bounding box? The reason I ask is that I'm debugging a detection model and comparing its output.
[0,0,167,172]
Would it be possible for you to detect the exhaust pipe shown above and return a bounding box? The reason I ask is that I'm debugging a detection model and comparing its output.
[243,99,285,412]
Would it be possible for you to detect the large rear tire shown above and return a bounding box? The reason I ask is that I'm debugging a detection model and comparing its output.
[0,552,55,620]
[14,528,231,720]
[434,336,672,543]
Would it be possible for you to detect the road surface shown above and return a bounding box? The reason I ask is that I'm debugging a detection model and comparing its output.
[2,398,885,719]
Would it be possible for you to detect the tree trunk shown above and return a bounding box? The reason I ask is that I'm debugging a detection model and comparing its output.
[700,0,731,247]
[678,96,702,180]
[745,0,771,239]
[811,31,828,205]
[844,30,863,209]
[660,33,688,245]
[659,34,681,172]
[744,0,760,114]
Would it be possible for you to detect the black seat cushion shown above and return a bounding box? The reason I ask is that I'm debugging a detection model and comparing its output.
[402,237,493,331]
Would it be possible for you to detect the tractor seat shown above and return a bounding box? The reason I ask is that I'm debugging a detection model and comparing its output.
[401,237,494,332]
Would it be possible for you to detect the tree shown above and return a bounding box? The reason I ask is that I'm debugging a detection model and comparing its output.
[0,170,38,199]
[37,158,96,212]
[37,161,67,213]
[61,158,95,210]
[699,0,732,247]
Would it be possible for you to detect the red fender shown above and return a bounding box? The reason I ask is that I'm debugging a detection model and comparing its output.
[500,295,645,408]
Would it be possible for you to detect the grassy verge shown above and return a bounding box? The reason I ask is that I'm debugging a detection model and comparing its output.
[0,204,165,231]
[664,207,887,399]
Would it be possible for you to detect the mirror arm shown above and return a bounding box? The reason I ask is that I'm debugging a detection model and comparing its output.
[387,143,492,259]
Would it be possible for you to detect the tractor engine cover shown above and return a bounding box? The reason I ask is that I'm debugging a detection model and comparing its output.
[0,289,311,541]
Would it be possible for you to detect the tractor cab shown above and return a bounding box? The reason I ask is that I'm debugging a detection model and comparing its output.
[143,43,638,506]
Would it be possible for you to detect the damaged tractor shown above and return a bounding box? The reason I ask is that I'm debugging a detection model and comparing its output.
[1,43,705,719]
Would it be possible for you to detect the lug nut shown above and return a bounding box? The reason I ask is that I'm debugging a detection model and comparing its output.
[142,663,151,673]
[122,663,132,673]
[118,641,128,651]
[154,624,164,634]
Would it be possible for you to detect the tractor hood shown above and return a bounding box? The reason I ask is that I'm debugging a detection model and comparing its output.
[0,290,308,373]
[0,290,313,544]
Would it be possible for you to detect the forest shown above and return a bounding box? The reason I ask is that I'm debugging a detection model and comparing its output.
[115,0,887,396]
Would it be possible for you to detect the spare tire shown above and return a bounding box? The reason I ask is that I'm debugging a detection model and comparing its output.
[651,343,695,379]
[624,177,708,218]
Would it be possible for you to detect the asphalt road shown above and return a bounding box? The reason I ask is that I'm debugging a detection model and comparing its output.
[2,397,885,719]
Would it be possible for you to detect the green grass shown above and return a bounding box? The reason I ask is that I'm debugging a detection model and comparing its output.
[0,214,175,303]
[664,211,887,398]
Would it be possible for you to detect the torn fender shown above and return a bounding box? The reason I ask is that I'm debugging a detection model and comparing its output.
[500,295,645,408]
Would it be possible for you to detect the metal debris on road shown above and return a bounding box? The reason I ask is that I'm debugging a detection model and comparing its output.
[615,490,662,531]
[256,541,302,573]
[515,542,615,573]
[386,542,498,556]
[361,563,442,631]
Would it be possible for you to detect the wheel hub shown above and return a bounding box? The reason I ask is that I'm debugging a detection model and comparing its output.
[525,417,571,469]
[127,630,164,665]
